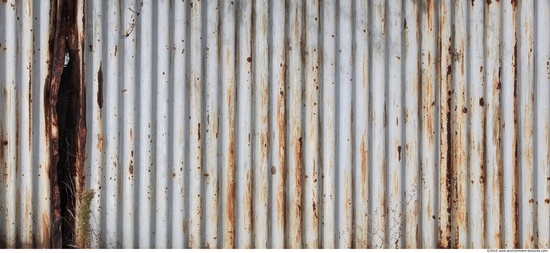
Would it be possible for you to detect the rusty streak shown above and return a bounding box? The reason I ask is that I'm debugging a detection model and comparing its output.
[97,63,103,109]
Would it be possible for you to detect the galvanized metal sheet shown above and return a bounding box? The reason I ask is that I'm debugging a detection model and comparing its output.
[0,0,55,248]
[81,0,550,249]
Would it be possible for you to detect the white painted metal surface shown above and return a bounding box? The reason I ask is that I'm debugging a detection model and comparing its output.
[0,0,55,248]
[74,0,550,249]
[0,0,548,249]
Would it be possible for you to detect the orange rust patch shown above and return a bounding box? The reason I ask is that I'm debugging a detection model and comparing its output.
[42,212,51,247]
[97,134,103,150]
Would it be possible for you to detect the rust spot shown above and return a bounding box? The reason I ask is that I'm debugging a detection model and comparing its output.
[271,166,276,175]
[198,123,201,140]
[129,163,134,175]
[479,97,484,107]
[529,199,534,204]
[97,64,103,109]
[397,145,402,161]
[462,107,467,113]
[247,56,252,63]
[545,199,549,204]
[471,0,475,5]
[486,0,491,4]
[479,66,483,72]
[511,0,518,7]
[204,173,209,177]
[114,45,117,56]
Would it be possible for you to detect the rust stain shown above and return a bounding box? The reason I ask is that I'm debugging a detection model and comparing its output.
[42,212,50,248]
[427,0,434,30]
[226,127,236,248]
[293,135,303,246]
[129,162,134,175]
[247,171,254,240]
[97,134,103,150]
[397,145,402,161]
[97,63,103,109]
[25,191,31,218]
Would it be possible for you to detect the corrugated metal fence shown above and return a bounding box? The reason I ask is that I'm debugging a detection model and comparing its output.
[0,0,58,248]
[1,0,550,249]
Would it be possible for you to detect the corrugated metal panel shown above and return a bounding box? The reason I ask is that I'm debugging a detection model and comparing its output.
[81,0,550,249]
[0,0,56,248]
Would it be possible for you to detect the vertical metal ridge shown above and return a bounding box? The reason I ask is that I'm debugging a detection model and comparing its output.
[352,0,369,249]
[484,0,502,248]
[534,0,550,249]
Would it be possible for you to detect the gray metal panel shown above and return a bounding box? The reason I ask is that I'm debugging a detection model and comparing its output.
[82,0,550,249]
[0,0,54,248]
